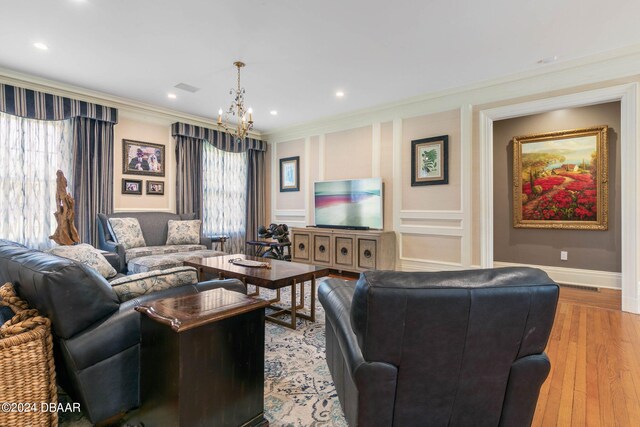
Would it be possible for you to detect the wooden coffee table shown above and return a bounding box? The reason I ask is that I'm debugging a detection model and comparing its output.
[185,254,330,329]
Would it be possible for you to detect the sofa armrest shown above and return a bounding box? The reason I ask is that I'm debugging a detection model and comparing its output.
[319,279,367,375]
[100,240,126,273]
[62,305,140,371]
[499,354,551,426]
[110,266,199,302]
[319,278,398,427]
[200,235,213,249]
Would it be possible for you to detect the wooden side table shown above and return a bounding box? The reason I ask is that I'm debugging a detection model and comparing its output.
[134,289,270,427]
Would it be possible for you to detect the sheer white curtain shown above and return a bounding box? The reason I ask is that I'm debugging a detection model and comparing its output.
[0,112,73,249]
[202,141,247,253]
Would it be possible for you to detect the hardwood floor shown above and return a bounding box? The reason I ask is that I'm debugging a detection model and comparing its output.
[533,286,640,426]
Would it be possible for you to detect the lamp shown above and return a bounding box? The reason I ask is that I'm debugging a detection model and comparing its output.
[217,61,254,142]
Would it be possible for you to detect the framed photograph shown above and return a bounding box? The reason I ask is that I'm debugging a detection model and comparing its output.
[146,180,165,195]
[122,139,165,177]
[513,125,608,230]
[121,178,142,195]
[279,156,300,192]
[411,135,448,186]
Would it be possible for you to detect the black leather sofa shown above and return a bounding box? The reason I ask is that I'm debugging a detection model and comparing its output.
[0,239,245,424]
[318,267,559,427]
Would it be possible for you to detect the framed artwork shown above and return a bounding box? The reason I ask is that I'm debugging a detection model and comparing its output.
[411,135,449,186]
[146,180,165,195]
[513,125,608,230]
[279,156,300,192]
[122,139,165,177]
[122,178,142,195]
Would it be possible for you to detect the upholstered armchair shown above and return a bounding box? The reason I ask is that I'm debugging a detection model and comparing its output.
[318,267,559,427]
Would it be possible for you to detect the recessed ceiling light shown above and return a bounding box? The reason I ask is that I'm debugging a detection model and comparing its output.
[167,93,177,99]
[33,42,48,51]
[537,55,558,64]
[270,110,278,116]
[335,91,345,98]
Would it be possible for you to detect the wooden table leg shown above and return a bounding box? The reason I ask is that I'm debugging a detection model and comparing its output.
[295,281,305,309]
[263,276,321,330]
[310,275,316,323]
[290,279,297,329]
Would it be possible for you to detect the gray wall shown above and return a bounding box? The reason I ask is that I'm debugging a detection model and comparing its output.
[492,102,621,272]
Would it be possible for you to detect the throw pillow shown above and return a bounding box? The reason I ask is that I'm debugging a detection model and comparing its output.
[108,217,147,250]
[47,244,118,279]
[166,220,202,245]
[109,266,199,302]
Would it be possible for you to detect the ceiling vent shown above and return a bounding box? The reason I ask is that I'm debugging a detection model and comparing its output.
[174,83,200,93]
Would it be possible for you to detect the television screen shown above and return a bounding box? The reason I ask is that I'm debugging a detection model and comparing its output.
[314,178,383,229]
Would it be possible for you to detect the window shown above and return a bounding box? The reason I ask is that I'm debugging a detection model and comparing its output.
[0,112,73,249]
[202,141,247,253]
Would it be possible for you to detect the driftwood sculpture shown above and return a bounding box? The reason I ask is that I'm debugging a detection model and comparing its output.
[49,170,80,245]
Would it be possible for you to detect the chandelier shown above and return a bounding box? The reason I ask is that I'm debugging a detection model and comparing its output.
[217,61,253,142]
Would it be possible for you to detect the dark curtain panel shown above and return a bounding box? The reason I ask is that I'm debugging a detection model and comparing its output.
[245,149,266,255]
[72,117,114,246]
[175,135,203,217]
[172,122,267,252]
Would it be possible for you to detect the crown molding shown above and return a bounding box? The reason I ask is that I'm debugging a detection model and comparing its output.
[264,43,640,142]
[0,66,264,139]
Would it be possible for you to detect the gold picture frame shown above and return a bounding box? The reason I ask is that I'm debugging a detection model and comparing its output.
[513,125,608,230]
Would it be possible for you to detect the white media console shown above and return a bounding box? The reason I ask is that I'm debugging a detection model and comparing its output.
[290,227,395,273]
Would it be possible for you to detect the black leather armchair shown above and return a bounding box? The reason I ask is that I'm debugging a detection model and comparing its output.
[318,268,559,427]
[0,239,245,424]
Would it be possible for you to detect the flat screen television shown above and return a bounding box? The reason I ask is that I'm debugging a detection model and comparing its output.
[314,178,383,230]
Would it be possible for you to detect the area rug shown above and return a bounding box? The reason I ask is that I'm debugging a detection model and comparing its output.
[261,282,347,427]
[59,279,348,426]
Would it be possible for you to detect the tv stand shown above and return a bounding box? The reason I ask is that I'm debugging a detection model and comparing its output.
[314,224,370,231]
[290,227,395,273]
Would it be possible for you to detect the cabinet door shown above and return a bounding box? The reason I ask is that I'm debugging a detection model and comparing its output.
[335,237,354,268]
[293,233,310,261]
[358,239,377,270]
[313,235,331,264]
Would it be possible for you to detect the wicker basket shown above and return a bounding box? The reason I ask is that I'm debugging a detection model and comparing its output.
[0,283,58,427]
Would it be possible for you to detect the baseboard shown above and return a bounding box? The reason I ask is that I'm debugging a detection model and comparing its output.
[493,261,621,290]
[399,258,465,272]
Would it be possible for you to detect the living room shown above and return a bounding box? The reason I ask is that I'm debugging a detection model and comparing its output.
[1,1,640,426]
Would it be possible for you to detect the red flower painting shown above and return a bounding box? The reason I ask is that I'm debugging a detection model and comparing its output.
[513,126,608,230]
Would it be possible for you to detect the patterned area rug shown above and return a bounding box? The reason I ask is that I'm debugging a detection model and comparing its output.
[59,279,348,427]
[261,282,347,427]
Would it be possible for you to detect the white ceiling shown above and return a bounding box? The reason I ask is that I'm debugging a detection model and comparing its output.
[2,0,640,133]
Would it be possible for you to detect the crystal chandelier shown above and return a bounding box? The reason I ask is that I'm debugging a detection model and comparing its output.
[217,61,253,142]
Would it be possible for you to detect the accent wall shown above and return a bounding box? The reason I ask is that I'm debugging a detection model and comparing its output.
[492,102,621,273]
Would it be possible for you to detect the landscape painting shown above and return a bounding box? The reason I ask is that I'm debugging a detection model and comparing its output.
[513,126,608,230]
